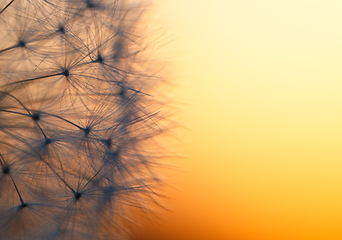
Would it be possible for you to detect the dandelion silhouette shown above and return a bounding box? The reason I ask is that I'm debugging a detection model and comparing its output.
[0,0,168,239]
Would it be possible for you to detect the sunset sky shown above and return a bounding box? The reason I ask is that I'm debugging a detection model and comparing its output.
[134,1,342,239]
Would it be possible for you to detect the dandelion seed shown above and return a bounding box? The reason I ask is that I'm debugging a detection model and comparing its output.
[31,112,41,121]
[2,166,10,174]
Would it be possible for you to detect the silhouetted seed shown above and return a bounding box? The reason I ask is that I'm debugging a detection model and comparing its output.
[118,88,125,96]
[2,166,9,174]
[20,203,27,209]
[75,192,81,200]
[62,69,69,77]
[86,0,95,8]
[17,40,26,47]
[57,25,65,34]
[105,138,111,147]
[31,113,40,121]
[45,138,51,145]
[83,127,91,134]
[97,54,103,63]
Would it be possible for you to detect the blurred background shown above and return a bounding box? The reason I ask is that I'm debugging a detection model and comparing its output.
[133,0,342,239]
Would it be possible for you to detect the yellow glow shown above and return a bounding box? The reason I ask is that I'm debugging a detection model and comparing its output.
[136,1,342,239]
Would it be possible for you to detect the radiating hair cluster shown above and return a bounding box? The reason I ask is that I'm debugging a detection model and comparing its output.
[0,0,167,239]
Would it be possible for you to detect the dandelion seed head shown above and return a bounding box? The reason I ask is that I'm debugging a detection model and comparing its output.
[0,0,172,238]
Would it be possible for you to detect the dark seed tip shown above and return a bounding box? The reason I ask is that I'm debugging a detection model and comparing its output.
[83,127,90,134]
[57,25,65,34]
[62,69,69,77]
[31,113,40,121]
[2,166,9,174]
[18,40,26,47]
[75,192,81,199]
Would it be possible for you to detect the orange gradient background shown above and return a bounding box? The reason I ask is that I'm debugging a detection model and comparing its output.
[134,1,342,239]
